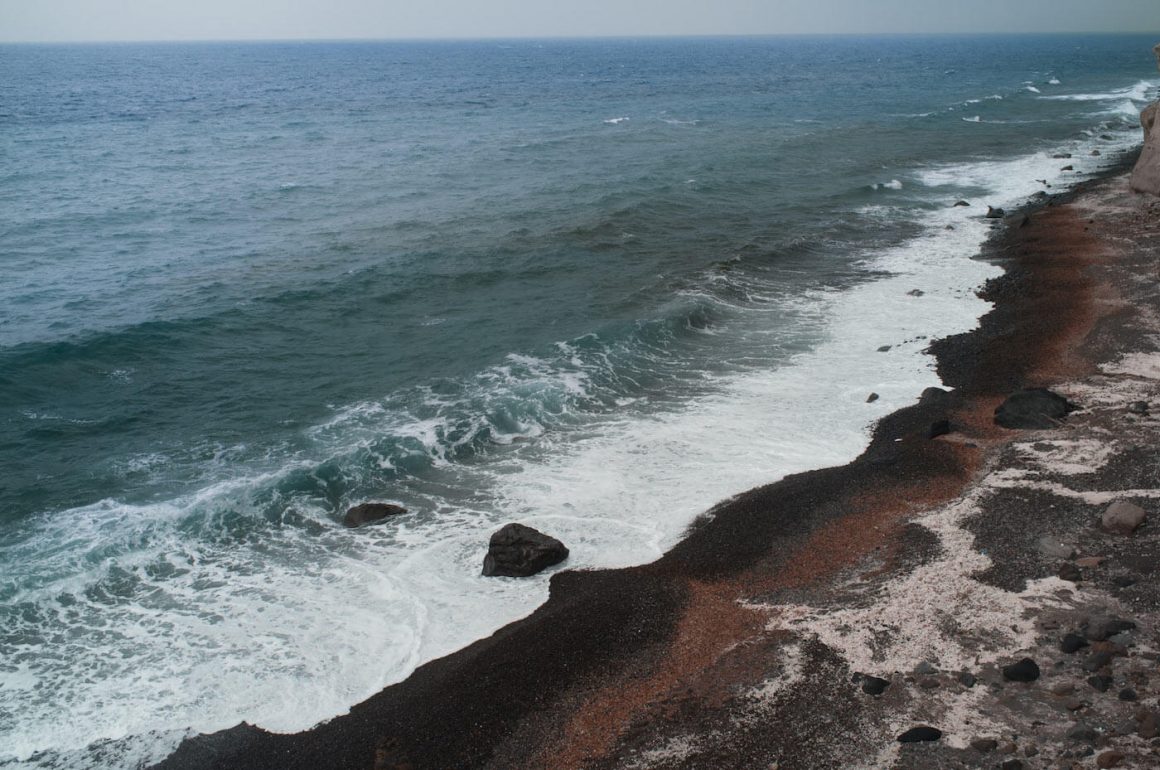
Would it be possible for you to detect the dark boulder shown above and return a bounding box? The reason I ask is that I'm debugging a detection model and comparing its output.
[927,420,952,439]
[1002,658,1041,682]
[482,523,569,577]
[985,206,1006,219]
[994,388,1075,429]
[343,502,407,528]
[866,392,880,403]
[859,674,890,696]
[898,726,942,743]
[953,200,971,207]
[1061,633,1090,654]
[920,386,951,405]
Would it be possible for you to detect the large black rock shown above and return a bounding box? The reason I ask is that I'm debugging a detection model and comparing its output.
[994,388,1075,429]
[343,502,407,528]
[482,523,569,577]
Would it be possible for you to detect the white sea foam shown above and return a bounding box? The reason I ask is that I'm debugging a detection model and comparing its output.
[962,115,981,123]
[2,73,1152,770]
[603,116,630,125]
[1039,79,1156,102]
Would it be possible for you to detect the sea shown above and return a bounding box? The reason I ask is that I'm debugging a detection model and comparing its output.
[1,34,1157,769]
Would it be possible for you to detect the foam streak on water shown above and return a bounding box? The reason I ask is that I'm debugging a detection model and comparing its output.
[0,35,1157,769]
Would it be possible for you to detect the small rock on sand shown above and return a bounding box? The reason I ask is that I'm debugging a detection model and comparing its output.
[1085,617,1137,641]
[1061,633,1090,654]
[897,726,942,743]
[859,674,890,696]
[1096,750,1125,768]
[1036,536,1076,560]
[1059,563,1082,582]
[1002,658,1041,682]
[926,420,952,439]
[994,388,1075,429]
[970,737,998,753]
[1101,501,1146,535]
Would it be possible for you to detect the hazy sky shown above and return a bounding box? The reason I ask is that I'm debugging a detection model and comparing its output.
[3,0,1160,43]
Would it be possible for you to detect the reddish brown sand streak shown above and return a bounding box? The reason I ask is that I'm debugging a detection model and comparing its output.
[531,194,1114,769]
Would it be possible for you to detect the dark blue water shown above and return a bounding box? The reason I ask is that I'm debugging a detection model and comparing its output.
[0,35,1156,768]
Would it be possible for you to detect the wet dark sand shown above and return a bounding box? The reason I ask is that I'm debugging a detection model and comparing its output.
[157,165,1160,770]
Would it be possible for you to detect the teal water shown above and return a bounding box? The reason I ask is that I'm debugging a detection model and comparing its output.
[0,35,1156,768]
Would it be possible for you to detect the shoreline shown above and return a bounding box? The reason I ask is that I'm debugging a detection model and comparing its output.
[157,162,1160,770]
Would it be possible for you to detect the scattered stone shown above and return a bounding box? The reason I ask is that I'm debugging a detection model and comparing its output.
[919,677,940,689]
[1075,556,1105,569]
[1107,631,1134,647]
[958,671,978,688]
[1054,153,1073,159]
[1092,150,1102,156]
[1138,709,1159,739]
[866,392,880,403]
[1059,563,1082,582]
[481,523,569,577]
[1086,617,1137,642]
[986,206,1006,219]
[907,289,925,296]
[1000,759,1023,770]
[953,200,971,207]
[994,388,1075,429]
[914,662,938,676]
[1113,575,1137,588]
[1061,164,1074,171]
[1053,681,1077,695]
[860,675,890,696]
[1037,536,1077,560]
[1083,652,1115,673]
[1119,689,1138,702]
[342,502,407,528]
[1066,699,1086,711]
[1002,658,1041,682]
[926,420,952,439]
[920,387,951,405]
[1101,501,1147,535]
[1023,743,1038,758]
[998,741,1018,755]
[971,738,998,753]
[1088,675,1114,692]
[1127,400,1149,414]
[1066,723,1101,743]
[1095,751,1125,769]
[897,726,942,743]
[1061,634,1090,654]
[877,345,892,353]
[1101,134,1114,140]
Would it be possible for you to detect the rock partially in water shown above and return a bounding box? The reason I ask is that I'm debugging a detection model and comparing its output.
[482,523,569,577]
[343,502,408,528]
[994,388,1075,429]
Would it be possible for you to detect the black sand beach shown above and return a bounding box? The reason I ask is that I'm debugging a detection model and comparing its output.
[157,163,1160,769]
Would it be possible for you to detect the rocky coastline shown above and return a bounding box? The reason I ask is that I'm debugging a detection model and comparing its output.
[156,62,1160,768]
[156,161,1160,770]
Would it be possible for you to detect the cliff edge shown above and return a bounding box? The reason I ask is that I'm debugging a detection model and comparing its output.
[1129,43,1160,195]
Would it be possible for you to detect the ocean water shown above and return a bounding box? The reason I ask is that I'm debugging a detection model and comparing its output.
[0,34,1157,768]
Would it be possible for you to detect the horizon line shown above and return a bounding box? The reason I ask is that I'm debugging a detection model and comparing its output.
[3,30,1160,46]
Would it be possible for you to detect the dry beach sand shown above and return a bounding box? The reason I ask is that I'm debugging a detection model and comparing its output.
[158,166,1160,770]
